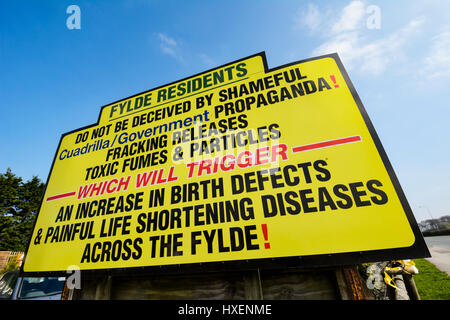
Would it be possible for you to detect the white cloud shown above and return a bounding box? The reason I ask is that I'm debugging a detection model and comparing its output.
[157,33,177,47]
[331,0,365,34]
[295,3,321,32]
[300,1,426,75]
[198,53,215,68]
[156,33,183,62]
[423,29,450,79]
[155,34,218,68]
[314,17,425,75]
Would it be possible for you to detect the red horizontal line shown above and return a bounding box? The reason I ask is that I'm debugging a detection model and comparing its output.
[46,191,76,201]
[292,135,362,153]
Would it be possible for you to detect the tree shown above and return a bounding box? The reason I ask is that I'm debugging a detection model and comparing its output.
[0,169,45,251]
[0,255,20,275]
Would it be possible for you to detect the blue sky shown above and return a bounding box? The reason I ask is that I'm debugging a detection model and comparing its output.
[1,0,449,222]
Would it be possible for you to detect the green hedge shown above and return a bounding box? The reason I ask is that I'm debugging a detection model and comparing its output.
[422,229,450,237]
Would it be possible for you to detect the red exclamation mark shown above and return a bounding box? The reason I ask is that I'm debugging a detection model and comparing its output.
[330,75,339,88]
[261,224,270,249]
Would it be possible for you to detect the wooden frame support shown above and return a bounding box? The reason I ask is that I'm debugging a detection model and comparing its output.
[243,269,263,300]
[335,266,366,300]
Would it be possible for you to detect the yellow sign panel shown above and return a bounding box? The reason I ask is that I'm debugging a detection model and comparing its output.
[23,53,429,273]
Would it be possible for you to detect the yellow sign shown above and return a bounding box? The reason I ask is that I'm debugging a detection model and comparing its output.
[23,53,429,273]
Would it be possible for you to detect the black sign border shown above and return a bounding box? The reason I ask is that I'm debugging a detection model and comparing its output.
[20,52,430,277]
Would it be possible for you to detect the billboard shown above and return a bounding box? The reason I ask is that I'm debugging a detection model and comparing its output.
[22,52,429,274]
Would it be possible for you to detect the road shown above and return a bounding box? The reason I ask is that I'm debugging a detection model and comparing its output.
[424,236,450,276]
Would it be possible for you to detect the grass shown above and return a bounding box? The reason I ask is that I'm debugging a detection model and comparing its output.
[413,259,450,300]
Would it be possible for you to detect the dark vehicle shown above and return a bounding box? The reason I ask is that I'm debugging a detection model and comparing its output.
[0,269,19,299]
[0,270,65,300]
